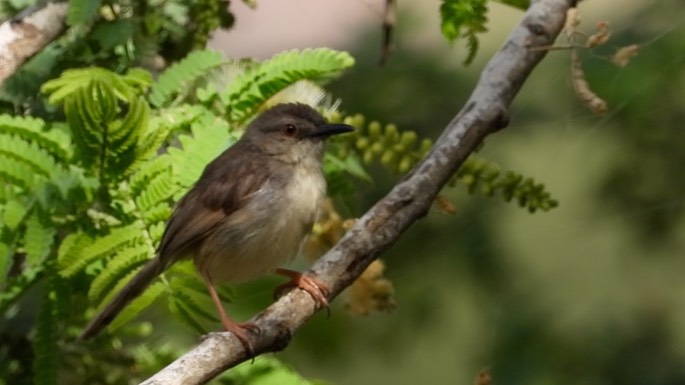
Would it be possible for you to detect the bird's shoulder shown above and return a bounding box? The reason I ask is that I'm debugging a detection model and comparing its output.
[196,141,273,214]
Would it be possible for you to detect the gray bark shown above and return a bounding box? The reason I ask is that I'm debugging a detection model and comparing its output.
[0,3,68,86]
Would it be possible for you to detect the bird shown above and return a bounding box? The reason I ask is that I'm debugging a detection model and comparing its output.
[79,103,355,352]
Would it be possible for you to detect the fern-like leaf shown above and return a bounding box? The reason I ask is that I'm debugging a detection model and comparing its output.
[108,96,150,174]
[59,225,143,277]
[64,89,104,163]
[455,156,559,212]
[167,114,236,188]
[0,155,37,189]
[32,264,59,385]
[440,0,488,65]
[336,113,558,213]
[133,104,212,167]
[149,50,225,108]
[141,206,172,227]
[88,246,150,304]
[223,48,354,122]
[0,115,71,161]
[134,166,175,212]
[43,67,151,105]
[0,134,62,177]
[167,289,208,334]
[129,156,173,197]
[0,240,10,282]
[2,199,29,230]
[23,210,56,268]
[56,232,90,273]
[43,67,138,106]
[106,280,166,332]
[58,74,151,177]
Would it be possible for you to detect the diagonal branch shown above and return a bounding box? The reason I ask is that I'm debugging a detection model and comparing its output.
[0,2,68,86]
[141,0,575,383]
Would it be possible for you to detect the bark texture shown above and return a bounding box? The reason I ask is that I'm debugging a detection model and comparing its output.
[0,3,68,85]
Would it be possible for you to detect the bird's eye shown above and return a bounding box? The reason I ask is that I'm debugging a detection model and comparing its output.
[283,124,298,136]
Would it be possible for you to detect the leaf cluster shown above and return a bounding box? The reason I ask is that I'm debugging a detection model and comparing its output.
[0,0,237,115]
[439,0,529,65]
[0,47,358,384]
[330,113,558,213]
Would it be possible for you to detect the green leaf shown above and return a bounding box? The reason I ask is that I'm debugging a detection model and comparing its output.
[90,19,135,50]
[43,67,137,106]
[88,246,150,304]
[222,356,326,385]
[32,265,59,385]
[167,114,235,188]
[0,114,71,161]
[149,50,225,107]
[439,0,488,65]
[0,155,37,189]
[224,48,354,122]
[493,0,529,10]
[124,68,154,93]
[67,0,102,25]
[0,241,10,281]
[107,280,166,332]
[129,156,173,197]
[3,199,28,230]
[135,171,175,211]
[167,290,207,334]
[324,152,371,182]
[56,232,89,272]
[23,211,56,268]
[172,285,219,323]
[0,133,62,177]
[108,96,150,174]
[59,225,143,277]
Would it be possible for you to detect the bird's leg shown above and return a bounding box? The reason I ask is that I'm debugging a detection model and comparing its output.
[201,272,259,355]
[274,268,329,308]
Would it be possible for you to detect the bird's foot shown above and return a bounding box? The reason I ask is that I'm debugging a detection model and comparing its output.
[218,317,260,358]
[274,268,329,310]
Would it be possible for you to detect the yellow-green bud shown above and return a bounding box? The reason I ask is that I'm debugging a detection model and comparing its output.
[384,124,399,141]
[380,150,395,166]
[368,121,382,138]
[398,156,412,173]
[420,138,432,154]
[400,131,417,146]
[370,142,384,155]
[356,137,370,150]
[363,151,374,164]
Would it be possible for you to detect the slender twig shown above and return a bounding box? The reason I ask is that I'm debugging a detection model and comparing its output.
[141,1,575,384]
[379,0,396,65]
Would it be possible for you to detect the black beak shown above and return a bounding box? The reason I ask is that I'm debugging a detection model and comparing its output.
[308,123,355,138]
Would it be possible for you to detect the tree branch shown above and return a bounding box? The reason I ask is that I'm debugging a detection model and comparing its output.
[0,2,68,86]
[141,0,574,383]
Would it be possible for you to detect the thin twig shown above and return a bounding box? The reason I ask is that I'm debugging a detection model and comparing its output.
[379,0,396,65]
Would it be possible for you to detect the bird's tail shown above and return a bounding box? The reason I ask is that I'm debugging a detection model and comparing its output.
[79,258,166,340]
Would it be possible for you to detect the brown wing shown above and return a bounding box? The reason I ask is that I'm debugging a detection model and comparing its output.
[156,143,269,265]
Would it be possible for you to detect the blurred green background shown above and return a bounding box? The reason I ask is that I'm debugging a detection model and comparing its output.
[215,1,685,385]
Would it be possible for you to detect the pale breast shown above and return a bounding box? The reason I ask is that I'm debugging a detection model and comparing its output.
[196,159,326,283]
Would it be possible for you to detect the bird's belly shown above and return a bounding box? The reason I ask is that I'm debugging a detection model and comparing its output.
[196,167,325,283]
